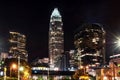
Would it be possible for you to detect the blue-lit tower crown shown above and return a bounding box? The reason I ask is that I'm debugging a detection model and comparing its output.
[49,8,64,70]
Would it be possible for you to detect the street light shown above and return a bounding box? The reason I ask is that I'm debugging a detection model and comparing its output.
[117,39,120,47]
[19,66,24,71]
[18,56,20,80]
[114,38,120,49]
[19,66,25,79]
[112,38,120,80]
[12,64,17,69]
[80,65,89,74]
[4,67,7,80]
[10,63,17,77]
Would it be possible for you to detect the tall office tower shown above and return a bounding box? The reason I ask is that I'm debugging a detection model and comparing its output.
[9,31,28,61]
[74,23,106,68]
[49,8,64,70]
[61,50,77,71]
[68,50,78,71]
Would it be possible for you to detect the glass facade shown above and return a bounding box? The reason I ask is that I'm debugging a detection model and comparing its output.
[9,31,28,61]
[49,8,64,70]
[74,23,106,67]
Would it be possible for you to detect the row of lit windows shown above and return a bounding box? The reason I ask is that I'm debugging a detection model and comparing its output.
[49,47,63,52]
[50,18,62,22]
[32,67,49,71]
[50,36,63,40]
[50,38,63,42]
[80,53,101,57]
[50,31,63,36]
[49,41,63,44]
[74,30,104,40]
[82,28,103,33]
[10,38,26,42]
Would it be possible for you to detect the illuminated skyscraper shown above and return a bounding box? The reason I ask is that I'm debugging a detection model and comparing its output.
[49,8,64,70]
[9,31,28,61]
[74,23,106,67]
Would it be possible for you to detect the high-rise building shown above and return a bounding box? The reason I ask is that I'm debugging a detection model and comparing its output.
[9,31,28,61]
[74,23,106,68]
[58,50,77,71]
[0,52,8,60]
[49,8,64,70]
[68,50,78,71]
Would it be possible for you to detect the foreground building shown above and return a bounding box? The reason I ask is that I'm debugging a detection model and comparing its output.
[74,23,106,68]
[9,31,28,61]
[96,54,120,80]
[49,8,64,70]
[4,58,31,80]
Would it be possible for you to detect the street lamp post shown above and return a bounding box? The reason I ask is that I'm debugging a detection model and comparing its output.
[80,66,89,75]
[4,67,7,80]
[18,56,20,80]
[47,66,50,80]
[10,63,17,77]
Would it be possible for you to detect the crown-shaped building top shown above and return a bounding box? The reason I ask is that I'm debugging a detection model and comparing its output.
[51,8,61,17]
[49,7,64,70]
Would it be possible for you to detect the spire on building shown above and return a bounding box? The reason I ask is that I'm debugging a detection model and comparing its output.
[51,8,61,17]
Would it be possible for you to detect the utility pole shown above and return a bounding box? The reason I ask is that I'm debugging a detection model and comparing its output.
[113,61,116,80]
[47,67,49,80]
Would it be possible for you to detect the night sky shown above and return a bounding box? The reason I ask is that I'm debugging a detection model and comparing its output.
[0,0,120,62]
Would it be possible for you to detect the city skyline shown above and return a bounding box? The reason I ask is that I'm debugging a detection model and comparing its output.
[0,0,120,62]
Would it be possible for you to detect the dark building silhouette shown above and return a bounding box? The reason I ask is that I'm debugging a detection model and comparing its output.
[74,23,106,68]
